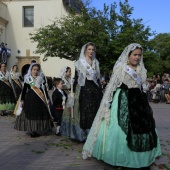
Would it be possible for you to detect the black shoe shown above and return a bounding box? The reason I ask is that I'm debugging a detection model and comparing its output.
[30,132,40,138]
[30,133,36,138]
[35,133,40,137]
[55,132,61,136]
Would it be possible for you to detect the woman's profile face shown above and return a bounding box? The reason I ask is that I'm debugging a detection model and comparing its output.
[13,66,18,72]
[128,49,142,66]
[66,68,71,77]
[85,45,95,58]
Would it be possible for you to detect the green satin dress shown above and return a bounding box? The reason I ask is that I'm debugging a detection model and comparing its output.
[92,88,161,168]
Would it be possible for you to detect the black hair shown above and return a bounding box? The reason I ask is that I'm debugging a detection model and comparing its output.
[31,64,41,71]
[12,65,18,69]
[128,46,142,57]
[66,67,71,73]
[0,63,6,68]
[53,78,62,87]
[31,60,36,63]
[157,80,161,84]
[151,81,156,85]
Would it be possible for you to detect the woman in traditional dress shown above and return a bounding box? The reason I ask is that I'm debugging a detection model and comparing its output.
[10,65,22,100]
[82,43,161,169]
[59,67,74,137]
[14,63,53,137]
[0,63,16,116]
[70,42,103,142]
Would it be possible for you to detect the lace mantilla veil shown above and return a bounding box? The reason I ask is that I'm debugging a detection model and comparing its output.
[82,43,147,159]
[59,67,67,79]
[59,67,72,86]
[24,63,43,82]
[74,42,100,86]
[24,63,42,84]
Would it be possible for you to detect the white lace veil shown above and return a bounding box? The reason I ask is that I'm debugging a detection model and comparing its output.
[82,43,147,159]
[10,65,14,73]
[24,63,41,82]
[59,67,67,79]
[74,42,100,86]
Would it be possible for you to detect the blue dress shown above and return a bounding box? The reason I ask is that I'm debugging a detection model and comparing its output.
[92,87,161,168]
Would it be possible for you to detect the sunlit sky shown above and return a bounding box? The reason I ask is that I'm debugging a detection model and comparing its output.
[91,0,170,35]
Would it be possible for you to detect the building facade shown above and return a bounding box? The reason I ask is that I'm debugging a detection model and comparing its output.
[0,2,8,44]
[0,0,76,77]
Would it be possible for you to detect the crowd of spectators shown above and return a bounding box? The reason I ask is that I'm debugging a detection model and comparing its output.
[143,73,170,104]
[101,72,170,104]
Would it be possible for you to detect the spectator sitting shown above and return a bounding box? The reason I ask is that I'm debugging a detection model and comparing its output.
[143,79,150,93]
[152,75,157,82]
[157,74,161,81]
[165,74,170,81]
[160,79,170,102]
[165,92,170,104]
[147,81,156,101]
[162,73,167,82]
[151,80,161,102]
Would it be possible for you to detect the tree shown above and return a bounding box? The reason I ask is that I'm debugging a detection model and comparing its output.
[30,0,155,73]
[147,33,170,75]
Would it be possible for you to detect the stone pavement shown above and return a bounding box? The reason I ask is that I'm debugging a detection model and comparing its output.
[0,103,169,170]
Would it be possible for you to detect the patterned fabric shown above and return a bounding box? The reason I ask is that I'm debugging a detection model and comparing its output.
[15,111,53,132]
[117,88,129,134]
[83,43,147,159]
[0,80,16,110]
[62,77,71,91]
[61,79,102,141]
[60,76,72,138]
[61,84,88,141]
[12,80,22,100]
[92,88,161,168]
[60,98,72,137]
[79,79,103,129]
[15,87,53,132]
[118,85,157,152]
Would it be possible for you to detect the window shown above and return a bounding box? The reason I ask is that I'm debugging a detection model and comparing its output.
[23,6,34,27]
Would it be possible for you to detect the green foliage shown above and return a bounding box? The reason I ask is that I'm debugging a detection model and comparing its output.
[30,0,166,75]
[143,51,163,77]
[149,33,170,74]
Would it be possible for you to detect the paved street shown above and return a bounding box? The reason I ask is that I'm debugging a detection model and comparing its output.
[0,103,169,170]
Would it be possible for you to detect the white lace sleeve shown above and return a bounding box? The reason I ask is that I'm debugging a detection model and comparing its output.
[74,59,87,86]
